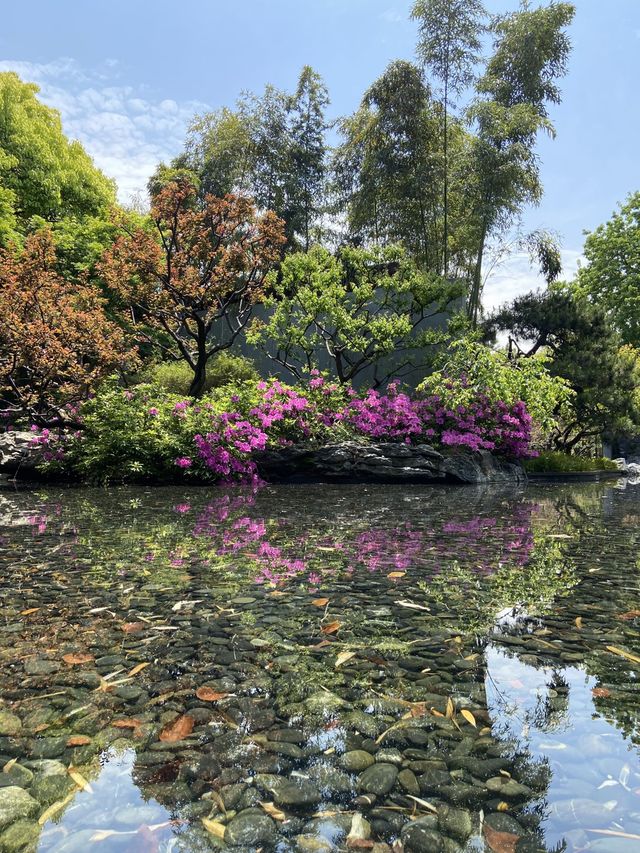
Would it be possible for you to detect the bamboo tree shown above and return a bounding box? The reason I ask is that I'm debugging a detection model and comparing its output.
[412,0,486,277]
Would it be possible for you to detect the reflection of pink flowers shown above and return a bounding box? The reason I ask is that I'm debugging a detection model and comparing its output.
[173,503,191,513]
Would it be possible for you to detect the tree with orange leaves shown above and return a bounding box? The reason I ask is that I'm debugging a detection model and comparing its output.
[100,180,286,397]
[0,230,137,427]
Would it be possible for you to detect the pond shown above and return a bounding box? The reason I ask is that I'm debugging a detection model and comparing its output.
[0,479,639,853]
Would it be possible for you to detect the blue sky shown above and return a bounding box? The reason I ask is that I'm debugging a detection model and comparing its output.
[2,0,639,308]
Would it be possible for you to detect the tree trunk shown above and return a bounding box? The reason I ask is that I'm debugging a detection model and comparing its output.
[443,77,449,278]
[189,359,207,398]
[468,218,488,326]
[189,321,209,398]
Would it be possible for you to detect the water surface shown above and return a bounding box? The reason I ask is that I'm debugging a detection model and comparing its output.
[0,480,638,852]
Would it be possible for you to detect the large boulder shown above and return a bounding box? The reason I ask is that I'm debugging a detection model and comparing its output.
[0,432,40,478]
[255,441,525,485]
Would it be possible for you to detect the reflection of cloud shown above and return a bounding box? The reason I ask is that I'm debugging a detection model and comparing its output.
[483,249,583,315]
[0,58,208,205]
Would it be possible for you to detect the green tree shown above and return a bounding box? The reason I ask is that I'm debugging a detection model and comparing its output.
[412,0,486,276]
[159,68,330,252]
[465,1,575,324]
[486,288,640,450]
[0,73,115,233]
[246,244,464,385]
[575,192,640,347]
[333,61,445,272]
[286,66,329,250]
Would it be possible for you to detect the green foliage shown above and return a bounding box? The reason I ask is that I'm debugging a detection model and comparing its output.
[421,536,577,634]
[418,338,572,435]
[61,384,209,483]
[139,353,259,395]
[524,451,619,474]
[487,288,640,449]
[575,192,640,347]
[156,66,329,251]
[333,61,448,273]
[465,1,575,322]
[247,244,465,384]
[412,0,487,275]
[0,73,115,235]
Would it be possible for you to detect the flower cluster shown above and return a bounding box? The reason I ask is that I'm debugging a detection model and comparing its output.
[341,383,534,457]
[194,414,268,483]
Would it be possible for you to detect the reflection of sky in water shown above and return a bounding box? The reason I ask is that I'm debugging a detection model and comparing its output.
[39,749,174,852]
[485,645,640,851]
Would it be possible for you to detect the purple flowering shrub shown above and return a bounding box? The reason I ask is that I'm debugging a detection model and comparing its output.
[31,370,536,484]
[342,381,535,457]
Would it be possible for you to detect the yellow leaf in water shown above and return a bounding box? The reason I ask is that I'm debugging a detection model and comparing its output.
[62,653,94,666]
[460,709,477,727]
[497,802,510,811]
[406,795,438,814]
[321,620,341,635]
[202,818,226,839]
[499,769,512,778]
[606,645,640,665]
[312,598,329,607]
[445,698,455,719]
[159,714,195,742]
[66,736,91,747]
[430,708,445,718]
[575,617,583,629]
[260,801,286,821]
[128,662,150,677]
[335,651,356,668]
[3,758,17,772]
[68,766,93,792]
[195,687,228,702]
[38,790,77,825]
[20,608,40,616]
[387,571,406,579]
[90,830,133,842]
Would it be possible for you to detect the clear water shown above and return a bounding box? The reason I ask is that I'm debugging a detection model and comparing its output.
[0,480,638,852]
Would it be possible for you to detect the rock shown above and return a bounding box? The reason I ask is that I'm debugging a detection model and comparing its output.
[307,764,353,795]
[485,777,532,800]
[1,764,33,789]
[0,787,39,831]
[0,818,40,852]
[397,769,420,796]
[30,774,74,807]
[295,834,334,852]
[357,764,398,796]
[437,805,472,843]
[401,817,444,853]
[304,692,348,715]
[339,751,375,772]
[275,779,322,808]
[375,748,403,766]
[347,813,371,843]
[0,432,42,478]
[255,442,525,485]
[224,808,277,847]
[0,713,22,737]
[24,659,60,676]
[484,813,525,835]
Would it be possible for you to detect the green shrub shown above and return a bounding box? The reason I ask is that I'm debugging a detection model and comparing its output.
[139,353,259,396]
[524,451,619,473]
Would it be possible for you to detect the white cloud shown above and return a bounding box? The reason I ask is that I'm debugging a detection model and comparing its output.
[0,58,208,204]
[482,248,582,316]
[380,7,404,24]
